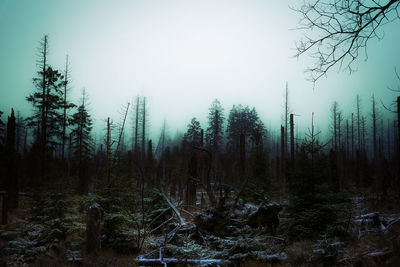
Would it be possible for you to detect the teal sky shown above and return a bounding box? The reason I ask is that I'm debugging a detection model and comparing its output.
[1,0,400,143]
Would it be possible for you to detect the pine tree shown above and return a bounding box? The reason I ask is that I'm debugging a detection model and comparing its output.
[184,118,202,146]
[70,90,93,194]
[226,105,264,152]
[26,65,65,176]
[206,99,224,152]
[26,36,65,176]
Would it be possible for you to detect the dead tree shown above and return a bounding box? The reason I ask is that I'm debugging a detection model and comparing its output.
[280,125,285,179]
[352,113,355,160]
[6,109,18,211]
[290,114,295,164]
[142,97,146,160]
[283,83,289,155]
[61,55,75,162]
[397,96,400,159]
[346,119,349,160]
[357,95,361,153]
[133,96,140,158]
[293,0,400,82]
[105,117,112,182]
[86,203,101,253]
[372,94,377,161]
[113,102,130,165]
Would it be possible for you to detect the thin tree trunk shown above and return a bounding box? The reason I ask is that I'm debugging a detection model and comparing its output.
[62,55,69,162]
[352,113,354,160]
[134,96,139,157]
[372,95,377,161]
[357,95,361,152]
[142,97,146,160]
[290,114,294,165]
[41,36,48,178]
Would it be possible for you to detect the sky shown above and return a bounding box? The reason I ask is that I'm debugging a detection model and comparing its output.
[1,0,400,145]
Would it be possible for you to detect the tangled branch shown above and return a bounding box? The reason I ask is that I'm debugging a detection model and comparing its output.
[293,0,400,82]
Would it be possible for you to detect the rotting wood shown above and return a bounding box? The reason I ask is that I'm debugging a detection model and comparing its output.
[137,247,230,266]
[161,192,185,226]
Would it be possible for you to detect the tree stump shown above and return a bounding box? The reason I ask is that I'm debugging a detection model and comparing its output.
[86,203,101,253]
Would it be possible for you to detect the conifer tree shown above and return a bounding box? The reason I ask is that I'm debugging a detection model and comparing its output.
[206,99,224,152]
[26,36,65,176]
[226,105,264,152]
[184,118,202,146]
[70,90,93,194]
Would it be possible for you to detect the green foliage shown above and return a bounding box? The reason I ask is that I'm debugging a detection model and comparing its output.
[184,117,202,146]
[226,104,265,151]
[284,142,353,240]
[206,99,224,151]
[70,92,93,162]
[26,66,65,150]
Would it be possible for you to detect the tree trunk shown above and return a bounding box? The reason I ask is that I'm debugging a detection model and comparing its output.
[6,109,18,210]
[142,97,146,160]
[372,95,377,161]
[239,133,246,183]
[290,114,294,165]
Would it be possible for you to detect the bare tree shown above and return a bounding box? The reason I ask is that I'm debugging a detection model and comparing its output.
[357,95,361,152]
[61,55,75,162]
[293,0,400,82]
[372,94,378,160]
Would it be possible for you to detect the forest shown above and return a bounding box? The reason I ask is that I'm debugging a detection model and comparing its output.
[1,0,400,266]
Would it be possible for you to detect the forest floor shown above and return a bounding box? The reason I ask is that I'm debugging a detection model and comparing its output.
[0,186,400,266]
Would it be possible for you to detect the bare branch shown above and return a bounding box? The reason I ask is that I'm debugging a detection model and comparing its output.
[293,0,400,82]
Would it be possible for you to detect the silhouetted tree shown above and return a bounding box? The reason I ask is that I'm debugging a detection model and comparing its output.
[226,105,264,152]
[5,109,18,210]
[294,0,400,81]
[61,55,76,162]
[330,101,339,150]
[70,90,93,194]
[372,94,378,160]
[141,97,147,159]
[249,128,269,185]
[0,110,5,146]
[206,99,224,152]
[184,118,202,146]
[132,96,140,157]
[26,65,65,177]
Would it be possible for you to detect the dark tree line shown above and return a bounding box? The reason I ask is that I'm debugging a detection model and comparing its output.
[1,34,400,241]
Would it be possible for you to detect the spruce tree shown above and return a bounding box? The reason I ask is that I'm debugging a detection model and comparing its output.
[226,105,264,152]
[184,118,202,146]
[26,36,65,177]
[206,99,224,152]
[70,90,93,194]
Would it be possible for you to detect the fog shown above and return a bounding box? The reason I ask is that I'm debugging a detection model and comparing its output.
[1,0,400,145]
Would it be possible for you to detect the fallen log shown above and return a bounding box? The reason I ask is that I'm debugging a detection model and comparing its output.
[137,248,230,266]
[161,192,185,226]
[137,257,230,265]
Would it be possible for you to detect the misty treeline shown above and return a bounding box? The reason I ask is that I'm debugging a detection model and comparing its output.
[1,35,400,244]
